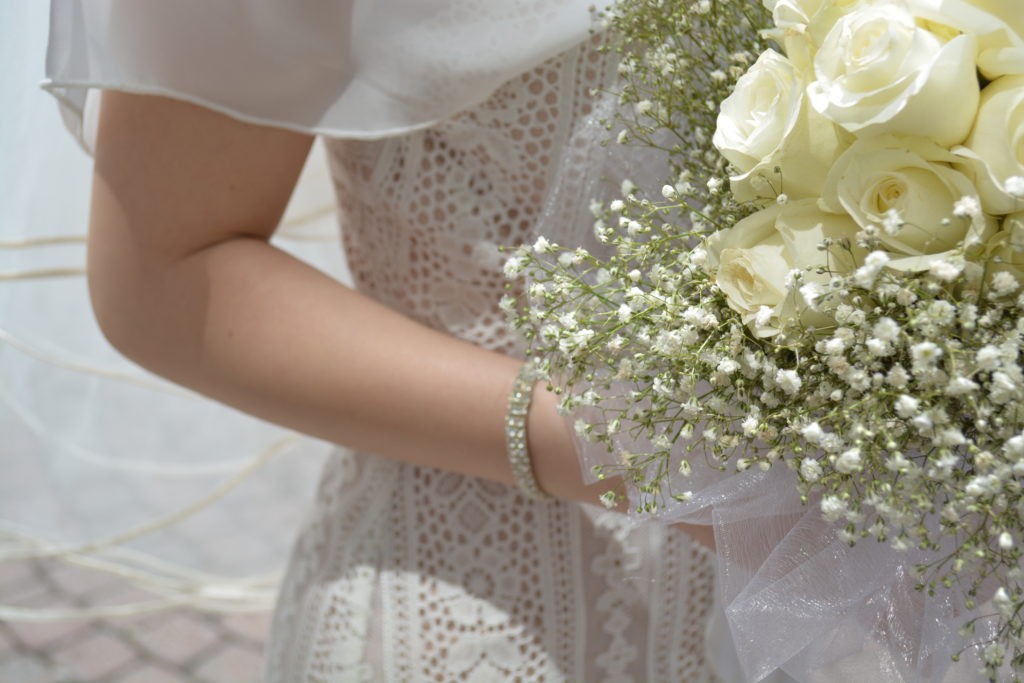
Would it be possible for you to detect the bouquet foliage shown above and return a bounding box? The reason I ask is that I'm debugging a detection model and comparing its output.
[506,0,1024,679]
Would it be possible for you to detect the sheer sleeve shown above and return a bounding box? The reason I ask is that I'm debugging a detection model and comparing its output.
[43,0,596,148]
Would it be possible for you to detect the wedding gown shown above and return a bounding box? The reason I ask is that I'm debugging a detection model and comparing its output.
[264,37,723,683]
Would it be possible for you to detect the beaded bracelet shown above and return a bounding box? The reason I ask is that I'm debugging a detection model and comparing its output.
[506,360,552,501]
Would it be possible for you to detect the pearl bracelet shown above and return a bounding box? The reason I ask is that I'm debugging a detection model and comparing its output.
[506,360,552,501]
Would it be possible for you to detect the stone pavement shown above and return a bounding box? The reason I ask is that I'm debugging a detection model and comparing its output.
[0,559,269,683]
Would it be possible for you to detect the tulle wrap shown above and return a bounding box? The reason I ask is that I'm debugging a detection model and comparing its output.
[531,92,1000,682]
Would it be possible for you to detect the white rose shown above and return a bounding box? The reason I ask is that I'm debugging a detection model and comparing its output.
[1007,212,1024,250]
[905,0,1024,77]
[765,0,865,35]
[714,49,850,203]
[984,212,1024,287]
[707,206,790,336]
[763,0,868,70]
[807,3,980,147]
[707,200,860,336]
[820,135,996,269]
[956,76,1024,216]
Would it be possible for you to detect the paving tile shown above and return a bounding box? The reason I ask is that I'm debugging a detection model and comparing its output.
[110,663,189,683]
[47,562,122,598]
[71,576,153,608]
[1,580,64,609]
[219,613,271,644]
[0,637,14,663]
[128,612,220,663]
[0,654,55,683]
[195,643,265,683]
[8,619,87,649]
[0,559,36,592]
[51,631,136,682]
[0,575,42,608]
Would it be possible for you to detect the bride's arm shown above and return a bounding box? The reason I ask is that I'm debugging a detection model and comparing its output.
[89,91,587,497]
[88,91,715,545]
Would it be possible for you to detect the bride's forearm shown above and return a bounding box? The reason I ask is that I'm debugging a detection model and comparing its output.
[87,92,600,504]
[92,234,716,545]
[89,231,598,503]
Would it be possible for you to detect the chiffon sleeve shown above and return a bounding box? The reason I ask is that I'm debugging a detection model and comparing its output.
[43,0,597,148]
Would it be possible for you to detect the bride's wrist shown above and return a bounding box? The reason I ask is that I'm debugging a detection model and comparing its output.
[505,363,552,500]
[521,376,717,547]
[524,381,613,506]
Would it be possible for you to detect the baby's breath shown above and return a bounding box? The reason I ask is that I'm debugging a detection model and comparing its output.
[504,0,1024,678]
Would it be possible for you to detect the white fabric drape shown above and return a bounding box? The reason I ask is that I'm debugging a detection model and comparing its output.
[43,0,598,146]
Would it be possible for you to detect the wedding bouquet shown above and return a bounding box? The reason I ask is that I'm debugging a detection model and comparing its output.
[506,0,1024,679]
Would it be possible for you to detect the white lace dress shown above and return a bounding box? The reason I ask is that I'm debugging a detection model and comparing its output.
[264,41,720,683]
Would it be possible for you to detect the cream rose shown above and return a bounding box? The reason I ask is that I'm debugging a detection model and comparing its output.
[983,213,1024,287]
[765,0,864,35]
[906,0,1024,77]
[1007,212,1024,249]
[806,3,980,147]
[713,49,849,203]
[708,207,790,335]
[763,0,867,69]
[956,76,1024,216]
[707,200,861,336]
[820,134,995,269]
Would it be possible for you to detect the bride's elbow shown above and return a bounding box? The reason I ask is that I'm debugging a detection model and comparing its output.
[85,232,172,370]
[87,256,148,363]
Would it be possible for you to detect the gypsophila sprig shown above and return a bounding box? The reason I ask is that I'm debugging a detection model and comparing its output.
[507,0,1024,679]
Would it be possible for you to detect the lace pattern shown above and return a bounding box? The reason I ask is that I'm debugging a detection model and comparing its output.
[266,38,719,683]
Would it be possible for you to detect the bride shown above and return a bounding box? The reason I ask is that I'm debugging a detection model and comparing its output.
[28,0,771,681]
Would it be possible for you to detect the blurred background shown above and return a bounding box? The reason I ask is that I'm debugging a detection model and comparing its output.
[1,5,352,681]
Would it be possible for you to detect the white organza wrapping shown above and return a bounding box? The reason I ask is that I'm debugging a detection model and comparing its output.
[2,0,595,622]
[531,92,998,682]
